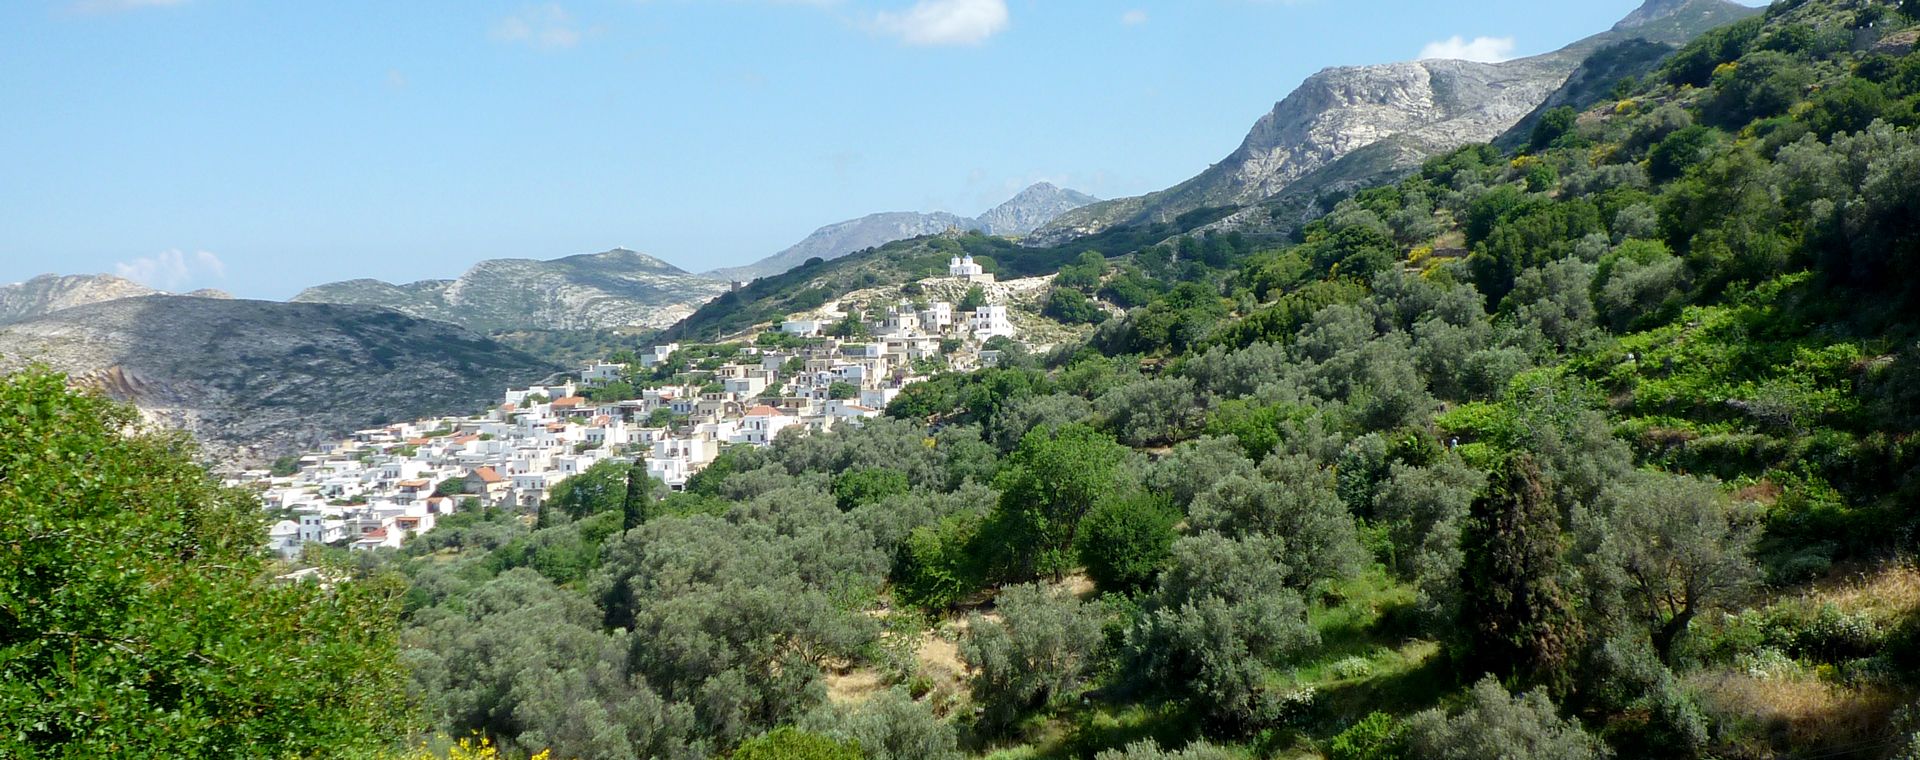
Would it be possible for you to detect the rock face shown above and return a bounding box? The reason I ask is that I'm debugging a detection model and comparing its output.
[1029,0,1758,245]
[975,182,1102,237]
[708,183,1098,282]
[293,249,729,333]
[0,296,557,463]
[0,274,161,324]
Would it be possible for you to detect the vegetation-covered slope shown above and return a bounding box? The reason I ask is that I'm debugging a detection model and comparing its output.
[369,2,1920,758]
[12,0,1920,758]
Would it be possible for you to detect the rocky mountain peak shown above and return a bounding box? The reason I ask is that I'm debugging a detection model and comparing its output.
[978,183,1101,237]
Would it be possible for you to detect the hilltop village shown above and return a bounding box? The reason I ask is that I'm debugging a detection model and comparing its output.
[244,256,1031,560]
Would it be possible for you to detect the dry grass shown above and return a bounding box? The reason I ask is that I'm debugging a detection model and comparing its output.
[1688,668,1904,758]
[1794,563,1920,623]
[824,667,888,705]
[1731,478,1784,506]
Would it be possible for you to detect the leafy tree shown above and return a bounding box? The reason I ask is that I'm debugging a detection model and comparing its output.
[1077,493,1180,593]
[988,392,1093,452]
[541,459,631,527]
[893,511,988,611]
[1122,533,1318,728]
[1647,125,1717,182]
[1404,678,1606,760]
[1096,376,1210,447]
[801,688,961,760]
[1188,454,1367,590]
[1144,435,1257,510]
[959,285,988,311]
[981,424,1131,581]
[832,468,911,512]
[734,727,862,760]
[270,454,301,476]
[1594,472,1760,661]
[962,584,1103,732]
[1529,106,1579,151]
[1045,286,1109,325]
[827,381,859,400]
[0,369,409,758]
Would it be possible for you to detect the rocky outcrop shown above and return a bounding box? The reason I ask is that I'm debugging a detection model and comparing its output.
[1028,0,1758,246]
[0,274,160,324]
[0,296,558,463]
[294,249,729,333]
[708,183,1098,282]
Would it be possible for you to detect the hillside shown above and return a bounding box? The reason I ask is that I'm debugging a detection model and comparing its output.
[707,182,1098,282]
[1028,0,1758,246]
[293,248,728,333]
[382,1,1920,758]
[0,273,216,324]
[0,296,556,463]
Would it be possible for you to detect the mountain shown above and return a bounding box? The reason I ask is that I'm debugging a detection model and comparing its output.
[293,249,729,333]
[1,274,162,324]
[707,212,982,283]
[707,183,1099,282]
[976,182,1102,237]
[0,296,557,463]
[1028,0,1758,245]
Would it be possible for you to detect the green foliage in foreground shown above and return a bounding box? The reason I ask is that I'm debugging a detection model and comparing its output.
[0,369,408,757]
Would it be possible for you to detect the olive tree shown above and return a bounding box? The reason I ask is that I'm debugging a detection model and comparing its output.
[962,584,1104,732]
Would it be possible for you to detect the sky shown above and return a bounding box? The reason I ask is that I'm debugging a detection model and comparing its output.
[0,0,1761,299]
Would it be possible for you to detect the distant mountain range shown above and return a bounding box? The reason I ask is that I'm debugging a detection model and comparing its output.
[1028,0,1758,245]
[293,249,731,334]
[0,295,555,463]
[706,182,1097,282]
[0,273,231,325]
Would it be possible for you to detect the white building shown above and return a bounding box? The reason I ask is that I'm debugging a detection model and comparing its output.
[968,304,1016,340]
[949,255,993,283]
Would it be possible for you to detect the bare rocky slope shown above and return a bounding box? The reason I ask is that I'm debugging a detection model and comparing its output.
[293,248,729,334]
[0,296,557,463]
[1028,0,1758,245]
[707,182,1097,282]
[0,273,235,324]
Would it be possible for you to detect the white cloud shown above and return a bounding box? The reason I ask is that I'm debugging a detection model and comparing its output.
[493,4,583,50]
[1417,35,1516,63]
[67,0,185,14]
[114,249,225,291]
[870,0,1008,46]
[1120,9,1148,26]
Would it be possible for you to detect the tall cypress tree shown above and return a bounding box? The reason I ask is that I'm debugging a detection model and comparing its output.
[622,463,653,532]
[1458,455,1580,689]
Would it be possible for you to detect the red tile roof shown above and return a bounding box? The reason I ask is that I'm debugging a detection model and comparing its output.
[471,467,504,484]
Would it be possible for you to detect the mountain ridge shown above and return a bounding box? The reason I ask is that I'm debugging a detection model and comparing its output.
[0,295,557,463]
[294,248,729,334]
[1027,0,1759,246]
[705,182,1098,282]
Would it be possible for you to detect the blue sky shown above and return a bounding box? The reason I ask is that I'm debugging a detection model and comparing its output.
[0,0,1756,299]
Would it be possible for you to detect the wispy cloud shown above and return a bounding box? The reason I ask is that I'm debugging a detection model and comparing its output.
[493,3,584,51]
[114,249,225,291]
[870,0,1008,46]
[1120,9,1148,26]
[67,0,186,14]
[1417,35,1516,63]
